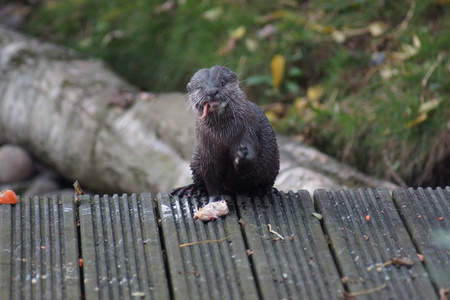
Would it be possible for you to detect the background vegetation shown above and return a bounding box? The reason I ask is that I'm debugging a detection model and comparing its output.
[24,0,450,187]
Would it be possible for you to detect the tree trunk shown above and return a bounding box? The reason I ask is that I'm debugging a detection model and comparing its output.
[0,27,192,194]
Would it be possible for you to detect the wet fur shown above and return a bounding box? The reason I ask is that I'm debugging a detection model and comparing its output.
[171,66,279,202]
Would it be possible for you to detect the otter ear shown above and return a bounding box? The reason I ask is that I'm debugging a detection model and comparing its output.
[186,82,191,92]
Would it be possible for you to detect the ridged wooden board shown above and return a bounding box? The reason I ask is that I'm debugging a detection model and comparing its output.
[0,195,80,300]
[314,188,438,300]
[392,187,450,291]
[157,193,259,300]
[78,193,169,300]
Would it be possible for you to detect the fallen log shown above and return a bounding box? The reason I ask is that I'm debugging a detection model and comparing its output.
[0,26,192,194]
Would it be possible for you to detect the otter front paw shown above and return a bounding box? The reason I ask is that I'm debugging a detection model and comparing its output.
[234,145,256,176]
[234,145,248,166]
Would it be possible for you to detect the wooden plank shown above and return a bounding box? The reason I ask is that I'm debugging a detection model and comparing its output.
[157,193,259,300]
[79,193,169,300]
[314,188,438,300]
[1,196,81,300]
[392,187,450,291]
[0,199,13,300]
[236,191,343,300]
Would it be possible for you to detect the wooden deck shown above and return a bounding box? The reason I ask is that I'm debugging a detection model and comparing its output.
[0,187,449,300]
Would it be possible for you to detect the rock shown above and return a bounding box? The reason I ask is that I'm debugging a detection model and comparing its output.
[0,144,34,183]
[23,171,61,197]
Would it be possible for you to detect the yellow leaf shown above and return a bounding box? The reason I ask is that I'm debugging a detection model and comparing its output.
[368,22,385,37]
[406,113,427,128]
[264,110,279,124]
[418,98,441,114]
[270,55,285,89]
[294,97,308,112]
[202,7,223,21]
[245,38,258,52]
[412,34,421,49]
[231,26,246,39]
[306,85,324,102]
[392,44,418,61]
[331,30,346,43]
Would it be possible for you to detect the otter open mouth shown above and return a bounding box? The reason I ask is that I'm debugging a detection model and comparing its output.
[199,100,221,119]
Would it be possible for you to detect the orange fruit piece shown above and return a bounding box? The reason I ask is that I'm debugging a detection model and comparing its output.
[0,189,19,204]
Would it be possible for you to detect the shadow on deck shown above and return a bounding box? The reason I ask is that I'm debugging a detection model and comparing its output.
[0,187,449,300]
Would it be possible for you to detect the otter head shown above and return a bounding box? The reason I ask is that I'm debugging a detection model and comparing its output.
[186,66,244,120]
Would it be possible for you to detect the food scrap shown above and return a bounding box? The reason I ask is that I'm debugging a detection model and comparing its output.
[365,215,371,221]
[194,200,229,221]
[0,189,18,204]
[439,288,449,300]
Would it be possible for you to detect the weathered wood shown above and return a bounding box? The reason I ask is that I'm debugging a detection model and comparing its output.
[0,199,13,299]
[392,187,450,291]
[0,195,81,300]
[157,193,259,300]
[1,188,448,299]
[236,191,343,299]
[314,188,438,300]
[78,193,169,300]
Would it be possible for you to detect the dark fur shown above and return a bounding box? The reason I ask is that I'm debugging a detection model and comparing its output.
[170,66,279,202]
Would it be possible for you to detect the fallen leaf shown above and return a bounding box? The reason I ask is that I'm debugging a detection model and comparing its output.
[294,97,309,112]
[270,54,286,90]
[331,30,346,43]
[418,98,441,115]
[306,85,324,102]
[231,26,246,39]
[392,44,419,61]
[202,7,223,21]
[412,34,421,49]
[368,22,385,37]
[311,212,323,220]
[406,113,427,128]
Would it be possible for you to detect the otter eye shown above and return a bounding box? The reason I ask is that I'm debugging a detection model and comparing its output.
[220,81,226,87]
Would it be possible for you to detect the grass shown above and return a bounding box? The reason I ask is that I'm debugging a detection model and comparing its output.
[25,0,450,187]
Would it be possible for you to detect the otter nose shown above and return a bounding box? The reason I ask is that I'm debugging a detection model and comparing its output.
[206,87,218,97]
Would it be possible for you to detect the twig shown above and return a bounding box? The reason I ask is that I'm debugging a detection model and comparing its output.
[340,284,387,299]
[382,149,408,189]
[394,1,416,36]
[179,235,230,248]
[422,52,446,88]
[268,224,285,240]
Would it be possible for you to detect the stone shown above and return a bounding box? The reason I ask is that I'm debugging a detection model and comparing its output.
[0,144,34,183]
[23,171,61,197]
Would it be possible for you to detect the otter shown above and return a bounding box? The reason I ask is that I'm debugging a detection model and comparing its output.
[170,66,280,203]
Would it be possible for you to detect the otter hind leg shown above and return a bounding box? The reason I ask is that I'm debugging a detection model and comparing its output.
[169,184,206,198]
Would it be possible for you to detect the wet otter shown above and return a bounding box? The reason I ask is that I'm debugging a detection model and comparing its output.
[170,66,279,203]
